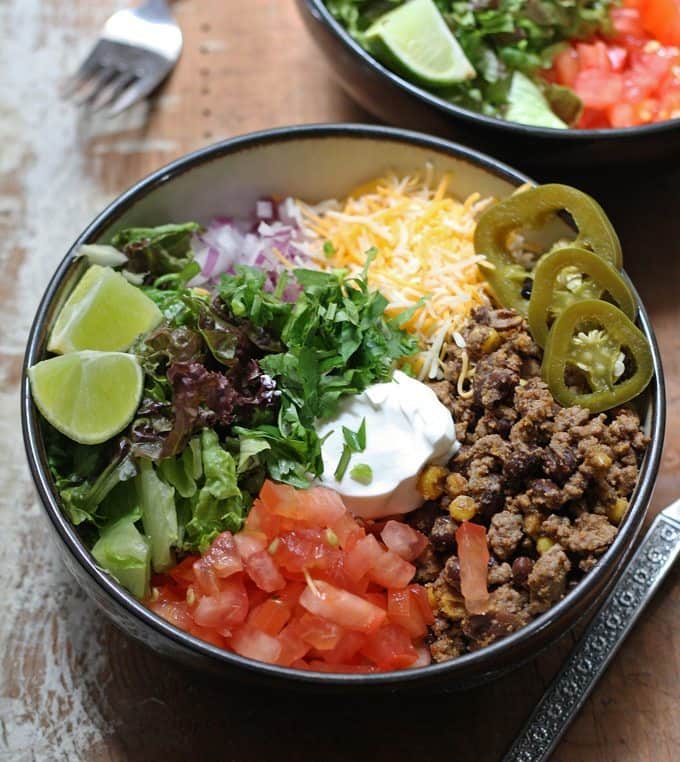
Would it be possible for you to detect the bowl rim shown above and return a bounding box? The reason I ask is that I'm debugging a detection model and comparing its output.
[302,0,680,141]
[22,123,666,686]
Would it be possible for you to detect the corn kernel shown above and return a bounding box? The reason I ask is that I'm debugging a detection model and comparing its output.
[481,328,501,354]
[417,464,448,500]
[436,587,466,621]
[607,498,628,526]
[449,495,478,522]
[536,536,554,555]
[427,586,437,610]
[523,512,542,538]
[186,586,196,606]
[445,472,468,499]
[589,447,613,471]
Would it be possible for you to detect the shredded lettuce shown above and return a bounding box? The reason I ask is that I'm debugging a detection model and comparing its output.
[136,458,178,572]
[91,509,151,599]
[183,429,246,552]
[327,0,615,121]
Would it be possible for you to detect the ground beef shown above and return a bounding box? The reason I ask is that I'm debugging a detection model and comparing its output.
[527,544,571,614]
[410,306,648,661]
[488,511,524,560]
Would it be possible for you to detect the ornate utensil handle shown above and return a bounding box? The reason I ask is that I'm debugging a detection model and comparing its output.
[504,500,680,762]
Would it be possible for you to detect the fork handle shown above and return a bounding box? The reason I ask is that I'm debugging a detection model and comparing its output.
[503,505,680,762]
[142,0,171,15]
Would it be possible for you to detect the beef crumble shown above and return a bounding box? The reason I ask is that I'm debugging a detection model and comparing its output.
[412,306,648,661]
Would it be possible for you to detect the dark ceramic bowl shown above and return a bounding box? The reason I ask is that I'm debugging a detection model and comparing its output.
[22,124,665,692]
[297,0,680,170]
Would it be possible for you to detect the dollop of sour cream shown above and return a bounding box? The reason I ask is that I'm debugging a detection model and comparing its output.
[314,370,459,519]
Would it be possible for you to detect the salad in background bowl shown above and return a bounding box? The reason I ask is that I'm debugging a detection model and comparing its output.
[297,1,680,166]
[22,125,664,688]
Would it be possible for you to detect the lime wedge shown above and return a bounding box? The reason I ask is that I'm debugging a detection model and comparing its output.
[365,0,475,88]
[28,351,143,444]
[48,264,162,354]
[505,72,567,129]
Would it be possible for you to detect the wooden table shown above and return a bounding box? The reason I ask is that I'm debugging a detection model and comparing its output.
[1,2,677,760]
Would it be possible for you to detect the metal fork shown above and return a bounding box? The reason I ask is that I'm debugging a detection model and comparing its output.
[62,0,182,115]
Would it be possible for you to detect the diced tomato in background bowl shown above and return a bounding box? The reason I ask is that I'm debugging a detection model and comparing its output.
[547,0,680,128]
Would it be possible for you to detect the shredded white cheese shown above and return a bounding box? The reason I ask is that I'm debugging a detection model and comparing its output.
[298,170,493,378]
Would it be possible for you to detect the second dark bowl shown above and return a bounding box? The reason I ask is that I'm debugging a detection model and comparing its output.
[298,0,680,170]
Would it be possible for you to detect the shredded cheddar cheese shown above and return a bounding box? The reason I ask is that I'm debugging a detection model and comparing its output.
[298,169,494,379]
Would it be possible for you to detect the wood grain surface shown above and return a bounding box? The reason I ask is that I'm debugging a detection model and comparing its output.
[1,2,678,760]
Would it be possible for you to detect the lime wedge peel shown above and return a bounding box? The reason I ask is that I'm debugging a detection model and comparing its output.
[365,0,475,88]
[28,351,143,445]
[47,264,161,355]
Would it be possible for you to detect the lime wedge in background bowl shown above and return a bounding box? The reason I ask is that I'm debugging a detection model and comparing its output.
[365,0,475,88]
[48,263,161,354]
[505,71,568,129]
[28,350,143,444]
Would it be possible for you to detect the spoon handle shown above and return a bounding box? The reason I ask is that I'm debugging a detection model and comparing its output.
[503,499,680,762]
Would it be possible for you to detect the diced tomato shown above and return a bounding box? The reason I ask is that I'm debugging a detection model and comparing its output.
[368,549,416,589]
[297,613,343,650]
[303,660,377,674]
[192,556,221,597]
[276,620,311,666]
[611,7,646,36]
[642,0,680,45]
[344,533,383,582]
[149,481,434,674]
[380,520,428,561]
[387,588,427,638]
[259,479,298,512]
[244,499,281,537]
[299,579,387,633]
[273,528,339,574]
[361,624,418,670]
[168,555,200,586]
[318,630,367,665]
[658,86,680,118]
[456,522,490,615]
[273,581,306,609]
[188,624,226,649]
[577,40,610,70]
[547,2,680,129]
[247,598,291,636]
[193,577,249,629]
[331,512,365,548]
[148,599,193,630]
[574,69,624,109]
[409,584,435,625]
[233,530,267,560]
[608,101,641,127]
[230,624,282,663]
[623,66,658,102]
[607,45,629,72]
[294,487,346,526]
[245,550,286,592]
[202,532,243,578]
[554,47,580,86]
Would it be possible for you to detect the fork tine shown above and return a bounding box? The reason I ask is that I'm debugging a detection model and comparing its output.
[60,47,103,98]
[107,75,160,116]
[89,71,137,113]
[76,67,119,107]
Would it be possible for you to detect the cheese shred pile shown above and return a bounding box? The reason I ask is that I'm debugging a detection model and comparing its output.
[298,169,493,380]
